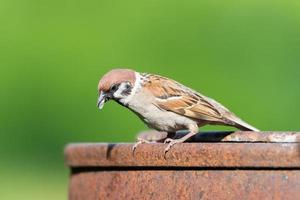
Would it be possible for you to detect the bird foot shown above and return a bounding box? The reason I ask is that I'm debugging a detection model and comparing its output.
[132,138,151,155]
[164,138,184,156]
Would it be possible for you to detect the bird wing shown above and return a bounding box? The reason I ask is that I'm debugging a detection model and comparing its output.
[143,74,230,123]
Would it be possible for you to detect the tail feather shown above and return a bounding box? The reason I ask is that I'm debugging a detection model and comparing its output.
[227,115,259,131]
[200,95,259,131]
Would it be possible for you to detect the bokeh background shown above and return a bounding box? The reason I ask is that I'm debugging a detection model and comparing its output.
[1,0,300,199]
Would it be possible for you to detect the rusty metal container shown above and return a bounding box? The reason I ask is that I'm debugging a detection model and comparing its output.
[65,131,300,200]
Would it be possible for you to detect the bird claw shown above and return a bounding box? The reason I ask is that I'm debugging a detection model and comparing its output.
[132,142,141,155]
[164,139,182,157]
[132,138,151,156]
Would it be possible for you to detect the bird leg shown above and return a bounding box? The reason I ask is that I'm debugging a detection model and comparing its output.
[164,125,198,155]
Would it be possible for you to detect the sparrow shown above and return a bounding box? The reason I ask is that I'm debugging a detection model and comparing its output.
[97,69,259,154]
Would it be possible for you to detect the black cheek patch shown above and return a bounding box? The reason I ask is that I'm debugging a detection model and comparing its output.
[121,85,132,96]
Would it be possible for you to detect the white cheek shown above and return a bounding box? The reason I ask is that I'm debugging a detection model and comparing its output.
[122,72,141,104]
[113,83,127,99]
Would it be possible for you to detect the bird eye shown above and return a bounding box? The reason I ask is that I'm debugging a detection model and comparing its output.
[110,84,119,92]
[125,83,131,89]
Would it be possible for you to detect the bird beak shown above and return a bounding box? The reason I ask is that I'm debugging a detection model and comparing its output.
[97,91,108,109]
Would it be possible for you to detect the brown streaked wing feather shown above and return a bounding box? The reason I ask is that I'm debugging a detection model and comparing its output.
[143,74,225,122]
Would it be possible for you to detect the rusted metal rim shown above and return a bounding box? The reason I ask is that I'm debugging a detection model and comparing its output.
[65,131,300,169]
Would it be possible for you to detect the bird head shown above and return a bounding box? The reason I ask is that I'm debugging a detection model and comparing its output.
[97,69,136,109]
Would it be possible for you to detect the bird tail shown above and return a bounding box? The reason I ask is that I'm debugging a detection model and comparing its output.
[227,115,259,131]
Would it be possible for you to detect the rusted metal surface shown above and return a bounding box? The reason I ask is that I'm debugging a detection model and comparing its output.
[65,131,300,200]
[65,139,300,168]
[69,170,300,200]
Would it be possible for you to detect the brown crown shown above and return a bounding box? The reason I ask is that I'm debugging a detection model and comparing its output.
[98,69,136,92]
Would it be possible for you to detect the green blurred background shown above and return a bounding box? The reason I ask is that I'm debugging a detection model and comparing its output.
[1,0,300,199]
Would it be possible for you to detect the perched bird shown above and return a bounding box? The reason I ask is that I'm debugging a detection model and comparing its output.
[97,69,259,154]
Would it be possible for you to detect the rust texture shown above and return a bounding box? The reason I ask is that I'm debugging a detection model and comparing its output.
[65,131,300,200]
[65,143,300,168]
[65,131,300,168]
[69,170,300,200]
